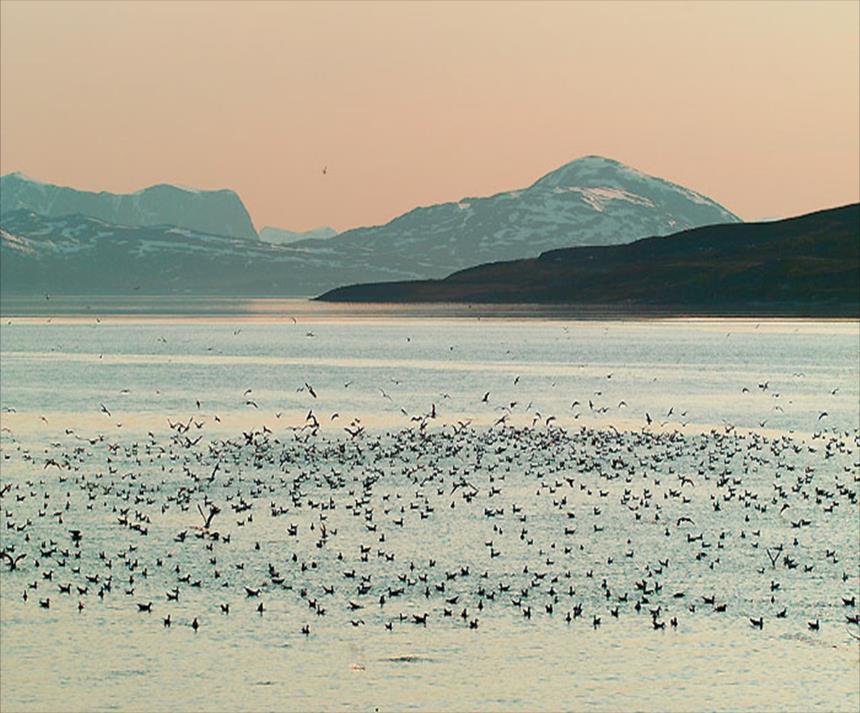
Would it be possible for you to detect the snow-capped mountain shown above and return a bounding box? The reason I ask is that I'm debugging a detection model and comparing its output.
[259,225,338,245]
[0,172,258,240]
[0,156,742,296]
[314,156,740,278]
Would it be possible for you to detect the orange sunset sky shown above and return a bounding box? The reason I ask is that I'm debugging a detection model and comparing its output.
[1,0,858,232]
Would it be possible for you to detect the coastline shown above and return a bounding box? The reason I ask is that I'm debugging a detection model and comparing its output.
[2,295,858,321]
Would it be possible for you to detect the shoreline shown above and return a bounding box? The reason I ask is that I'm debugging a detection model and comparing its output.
[1,295,858,321]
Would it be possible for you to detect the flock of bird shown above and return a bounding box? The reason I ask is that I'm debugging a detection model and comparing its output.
[1,372,858,646]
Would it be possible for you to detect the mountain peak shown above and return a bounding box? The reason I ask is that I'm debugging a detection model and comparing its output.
[530,156,738,222]
[3,171,49,186]
[532,155,654,189]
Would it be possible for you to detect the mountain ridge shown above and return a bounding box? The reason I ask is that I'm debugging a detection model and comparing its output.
[0,172,259,240]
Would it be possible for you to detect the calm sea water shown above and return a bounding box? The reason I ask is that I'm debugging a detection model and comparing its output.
[1,301,858,712]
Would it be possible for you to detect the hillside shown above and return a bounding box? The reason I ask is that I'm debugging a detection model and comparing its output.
[0,211,411,296]
[317,204,860,316]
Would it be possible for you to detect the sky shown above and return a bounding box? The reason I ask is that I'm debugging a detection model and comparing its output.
[1,1,858,232]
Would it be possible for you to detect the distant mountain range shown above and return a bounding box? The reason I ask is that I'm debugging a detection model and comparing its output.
[259,225,338,245]
[0,172,258,240]
[1,156,742,296]
[5,160,854,315]
[0,210,382,296]
[318,204,860,317]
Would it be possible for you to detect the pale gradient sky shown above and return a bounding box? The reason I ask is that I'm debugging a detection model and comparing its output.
[1,1,858,232]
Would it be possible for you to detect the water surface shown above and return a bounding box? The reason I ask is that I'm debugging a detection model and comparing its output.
[1,305,858,712]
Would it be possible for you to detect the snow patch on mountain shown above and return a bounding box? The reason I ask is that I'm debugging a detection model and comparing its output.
[552,186,656,212]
